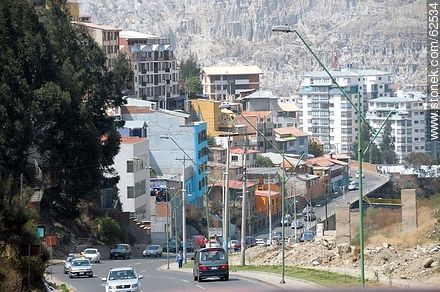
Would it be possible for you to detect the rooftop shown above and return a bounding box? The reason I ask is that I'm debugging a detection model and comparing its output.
[306,156,348,167]
[255,189,280,197]
[71,21,121,31]
[230,147,259,155]
[302,68,390,79]
[240,90,278,100]
[369,96,422,103]
[121,106,154,115]
[277,102,297,112]
[202,65,263,76]
[120,30,159,39]
[121,137,146,144]
[241,111,272,117]
[274,127,309,137]
[211,179,256,189]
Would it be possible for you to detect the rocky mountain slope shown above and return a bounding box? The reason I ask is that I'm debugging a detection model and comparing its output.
[79,0,427,95]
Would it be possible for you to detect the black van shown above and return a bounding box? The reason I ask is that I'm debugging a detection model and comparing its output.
[191,247,229,282]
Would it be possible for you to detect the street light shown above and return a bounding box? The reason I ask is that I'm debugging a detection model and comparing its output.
[272,25,407,286]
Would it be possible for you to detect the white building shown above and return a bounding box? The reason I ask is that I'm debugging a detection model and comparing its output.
[113,136,151,220]
[366,93,426,163]
[298,68,393,154]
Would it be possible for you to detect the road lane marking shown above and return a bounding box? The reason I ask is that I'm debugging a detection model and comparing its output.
[168,276,175,279]
[181,279,189,283]
[135,262,141,265]
[196,284,205,290]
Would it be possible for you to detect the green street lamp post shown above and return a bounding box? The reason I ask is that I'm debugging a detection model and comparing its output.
[272,25,405,286]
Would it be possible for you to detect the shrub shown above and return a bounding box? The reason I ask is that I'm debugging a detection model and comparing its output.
[97,217,123,245]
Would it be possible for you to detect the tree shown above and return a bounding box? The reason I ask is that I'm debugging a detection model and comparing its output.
[406,152,436,166]
[308,139,323,157]
[180,53,201,80]
[380,122,397,164]
[186,76,203,99]
[255,155,274,167]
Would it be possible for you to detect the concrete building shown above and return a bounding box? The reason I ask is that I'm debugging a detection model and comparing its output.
[298,68,393,154]
[72,22,121,69]
[366,94,426,163]
[119,31,181,110]
[112,137,150,220]
[305,156,350,194]
[201,65,263,101]
[229,146,259,168]
[273,127,309,156]
[117,105,208,205]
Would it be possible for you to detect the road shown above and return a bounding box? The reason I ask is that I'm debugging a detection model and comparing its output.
[50,255,274,292]
[255,170,389,239]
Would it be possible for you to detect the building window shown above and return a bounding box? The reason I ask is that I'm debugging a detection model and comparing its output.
[231,155,238,161]
[127,186,134,198]
[127,161,134,173]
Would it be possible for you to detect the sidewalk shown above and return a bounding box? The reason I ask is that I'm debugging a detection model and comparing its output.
[160,264,321,290]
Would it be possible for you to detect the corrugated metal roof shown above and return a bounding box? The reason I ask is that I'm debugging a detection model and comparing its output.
[278,103,297,112]
[120,30,159,39]
[274,127,309,137]
[242,90,278,99]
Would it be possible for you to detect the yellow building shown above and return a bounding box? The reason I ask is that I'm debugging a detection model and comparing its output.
[191,99,237,137]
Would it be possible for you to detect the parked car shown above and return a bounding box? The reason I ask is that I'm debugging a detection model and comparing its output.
[290,220,304,229]
[244,236,256,247]
[63,254,76,274]
[272,231,282,241]
[300,231,315,242]
[228,240,241,251]
[355,171,365,178]
[180,241,194,252]
[348,181,359,191]
[82,248,100,263]
[281,214,292,226]
[302,206,314,216]
[142,245,163,257]
[304,212,317,221]
[101,266,143,292]
[255,238,268,246]
[68,258,93,278]
[192,247,229,282]
[164,240,178,253]
[109,243,131,260]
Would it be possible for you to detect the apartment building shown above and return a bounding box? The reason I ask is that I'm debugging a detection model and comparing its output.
[201,65,263,101]
[366,93,426,163]
[72,22,121,69]
[298,68,393,154]
[273,127,309,156]
[112,137,150,220]
[119,31,180,109]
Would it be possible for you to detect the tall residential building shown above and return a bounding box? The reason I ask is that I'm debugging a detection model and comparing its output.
[112,137,150,220]
[119,31,180,110]
[72,22,121,69]
[366,93,426,163]
[298,68,393,154]
[201,65,263,101]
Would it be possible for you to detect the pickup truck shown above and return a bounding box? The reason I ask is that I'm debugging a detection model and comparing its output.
[109,243,131,260]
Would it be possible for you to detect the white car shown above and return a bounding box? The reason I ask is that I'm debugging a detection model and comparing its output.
[255,238,268,246]
[102,267,143,292]
[348,181,359,191]
[82,248,101,263]
[68,258,93,278]
[355,171,365,178]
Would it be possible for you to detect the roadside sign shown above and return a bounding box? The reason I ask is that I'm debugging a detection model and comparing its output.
[37,225,45,238]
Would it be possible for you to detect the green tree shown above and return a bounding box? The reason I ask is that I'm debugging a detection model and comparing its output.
[97,216,123,244]
[380,122,397,164]
[186,76,203,99]
[255,155,274,167]
[308,139,323,157]
[180,53,201,79]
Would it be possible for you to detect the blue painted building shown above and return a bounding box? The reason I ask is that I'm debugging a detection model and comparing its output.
[118,99,208,205]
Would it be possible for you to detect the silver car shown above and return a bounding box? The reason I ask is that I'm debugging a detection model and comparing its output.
[142,245,163,257]
[82,248,101,263]
[63,254,76,274]
[102,267,143,292]
[68,258,93,278]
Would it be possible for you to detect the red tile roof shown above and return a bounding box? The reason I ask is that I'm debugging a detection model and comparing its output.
[274,127,309,137]
[230,147,259,154]
[121,106,153,114]
[211,179,256,189]
[121,137,146,144]
[255,190,280,197]
[306,156,348,167]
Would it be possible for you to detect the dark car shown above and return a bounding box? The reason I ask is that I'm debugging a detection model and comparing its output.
[244,236,256,247]
[109,243,131,260]
[164,241,178,253]
[300,231,315,242]
[180,241,194,252]
[192,247,229,282]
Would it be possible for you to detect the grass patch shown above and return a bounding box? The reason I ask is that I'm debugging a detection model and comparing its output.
[231,265,360,287]
[183,261,360,287]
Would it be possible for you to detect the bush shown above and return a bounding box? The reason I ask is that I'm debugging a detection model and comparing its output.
[97,217,123,245]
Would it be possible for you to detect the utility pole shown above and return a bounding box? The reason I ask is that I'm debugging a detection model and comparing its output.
[240,134,247,265]
[223,136,230,252]
[182,156,187,263]
[205,173,210,247]
[268,175,272,245]
[280,145,286,284]
[166,193,170,269]
[293,183,298,242]
[357,93,365,286]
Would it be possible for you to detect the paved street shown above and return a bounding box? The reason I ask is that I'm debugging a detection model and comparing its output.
[49,255,275,292]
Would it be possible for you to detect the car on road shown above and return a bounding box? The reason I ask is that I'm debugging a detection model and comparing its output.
[192,247,229,282]
[101,266,143,292]
[180,241,194,252]
[290,220,304,229]
[281,214,292,226]
[82,248,100,263]
[255,238,268,246]
[244,236,256,247]
[302,206,314,216]
[109,244,131,260]
[63,254,76,274]
[272,230,282,242]
[304,212,316,221]
[355,171,365,178]
[164,240,178,253]
[300,231,315,242]
[68,258,93,278]
[142,245,163,257]
[348,181,359,191]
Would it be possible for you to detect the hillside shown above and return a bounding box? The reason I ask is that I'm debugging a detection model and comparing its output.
[79,0,426,95]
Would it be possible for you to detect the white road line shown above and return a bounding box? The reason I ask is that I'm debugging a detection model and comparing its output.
[181,279,189,283]
[168,276,175,280]
[134,262,141,265]
[196,284,206,290]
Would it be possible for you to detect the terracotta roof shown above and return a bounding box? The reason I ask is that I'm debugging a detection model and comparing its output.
[241,111,272,118]
[255,189,280,197]
[121,106,154,114]
[211,179,256,189]
[306,156,348,167]
[202,65,263,75]
[274,127,309,137]
[121,137,146,144]
[230,147,259,154]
